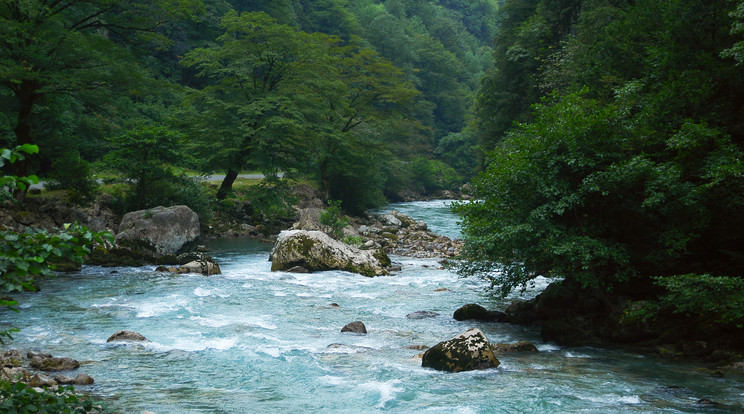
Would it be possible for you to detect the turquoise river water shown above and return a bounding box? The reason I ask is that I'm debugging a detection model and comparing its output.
[2,200,743,413]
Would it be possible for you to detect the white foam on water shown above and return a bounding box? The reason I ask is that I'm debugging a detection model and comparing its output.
[564,351,591,358]
[244,315,277,330]
[168,336,239,352]
[256,345,282,358]
[193,287,230,298]
[190,316,231,328]
[132,295,188,318]
[318,375,346,385]
[579,393,641,405]
[359,379,404,409]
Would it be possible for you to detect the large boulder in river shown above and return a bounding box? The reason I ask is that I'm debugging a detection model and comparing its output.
[269,230,389,277]
[115,205,200,256]
[422,328,500,372]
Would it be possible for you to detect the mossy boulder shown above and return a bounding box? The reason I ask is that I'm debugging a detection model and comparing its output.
[269,230,388,277]
[422,328,500,372]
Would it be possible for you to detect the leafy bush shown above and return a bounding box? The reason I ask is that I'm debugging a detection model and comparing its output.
[2,145,112,343]
[1,145,39,201]
[103,125,188,211]
[410,157,461,195]
[0,380,105,413]
[655,274,744,327]
[243,178,297,222]
[320,200,349,239]
[47,151,98,205]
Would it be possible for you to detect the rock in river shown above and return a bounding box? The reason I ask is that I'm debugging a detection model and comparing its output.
[107,330,149,342]
[422,328,500,373]
[115,205,200,256]
[269,230,389,277]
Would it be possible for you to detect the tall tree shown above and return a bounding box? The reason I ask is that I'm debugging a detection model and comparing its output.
[182,11,333,199]
[0,0,203,176]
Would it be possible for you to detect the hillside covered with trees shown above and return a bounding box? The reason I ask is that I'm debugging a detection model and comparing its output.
[1,0,499,214]
[457,0,744,351]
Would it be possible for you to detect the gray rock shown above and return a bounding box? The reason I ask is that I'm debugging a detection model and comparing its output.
[453,303,508,322]
[73,373,95,385]
[422,328,500,372]
[269,230,388,277]
[30,356,80,371]
[53,374,76,385]
[292,208,324,231]
[107,330,148,342]
[2,367,30,382]
[341,321,367,334]
[406,311,439,319]
[287,266,311,273]
[492,341,539,354]
[29,373,57,387]
[116,205,200,256]
[382,214,402,227]
[170,259,221,275]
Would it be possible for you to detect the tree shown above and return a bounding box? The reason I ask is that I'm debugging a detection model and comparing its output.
[458,0,744,298]
[103,124,210,215]
[182,10,331,199]
[0,0,203,176]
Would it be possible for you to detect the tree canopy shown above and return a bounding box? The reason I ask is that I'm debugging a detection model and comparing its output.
[457,0,744,300]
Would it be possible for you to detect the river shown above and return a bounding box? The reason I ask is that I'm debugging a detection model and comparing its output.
[2,200,742,413]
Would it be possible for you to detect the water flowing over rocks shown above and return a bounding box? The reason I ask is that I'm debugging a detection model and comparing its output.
[269,230,389,277]
[115,205,200,256]
[353,210,463,259]
[422,328,500,372]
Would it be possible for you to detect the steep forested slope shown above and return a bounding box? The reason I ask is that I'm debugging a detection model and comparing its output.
[457,0,744,348]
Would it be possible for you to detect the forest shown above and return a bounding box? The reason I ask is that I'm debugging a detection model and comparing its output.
[1,0,498,215]
[2,0,744,410]
[457,0,744,346]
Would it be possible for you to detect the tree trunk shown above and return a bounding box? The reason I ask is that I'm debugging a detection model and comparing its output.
[13,80,41,177]
[217,169,239,200]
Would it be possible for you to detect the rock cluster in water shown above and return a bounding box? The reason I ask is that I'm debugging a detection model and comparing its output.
[354,210,463,259]
[1,350,94,389]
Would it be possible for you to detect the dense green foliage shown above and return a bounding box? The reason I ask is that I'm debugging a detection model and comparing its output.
[655,274,744,327]
[457,0,744,303]
[2,145,112,344]
[0,381,105,413]
[320,200,350,239]
[1,0,495,214]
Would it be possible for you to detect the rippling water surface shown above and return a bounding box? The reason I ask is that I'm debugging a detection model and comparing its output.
[2,201,743,413]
